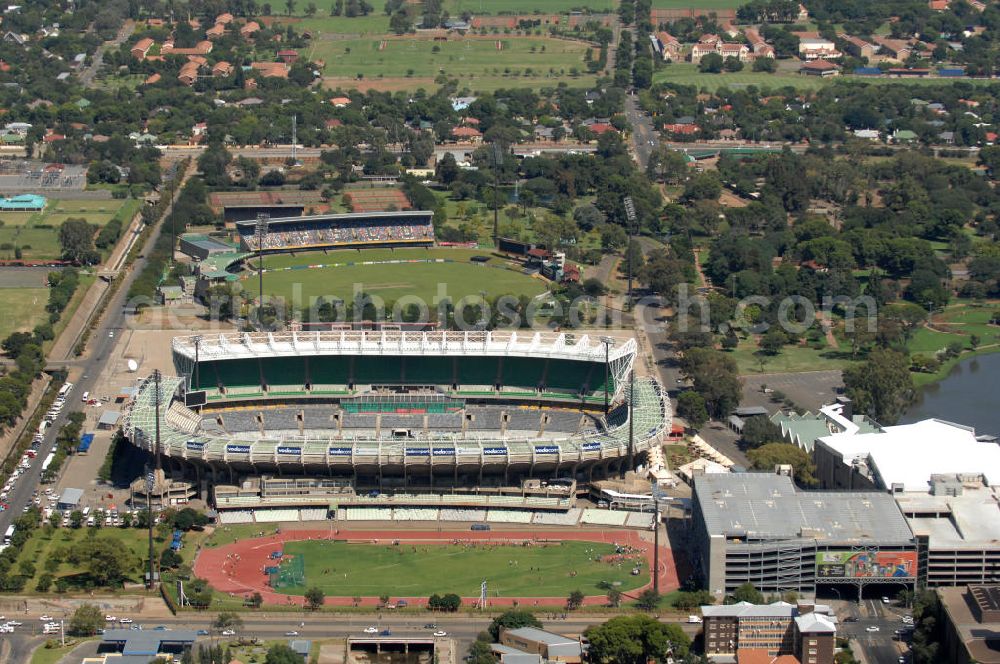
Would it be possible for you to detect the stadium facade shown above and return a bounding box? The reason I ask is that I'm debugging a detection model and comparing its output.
[123,331,670,488]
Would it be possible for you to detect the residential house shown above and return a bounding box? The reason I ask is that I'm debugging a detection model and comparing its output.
[131,37,154,59]
[250,62,288,78]
[891,128,918,142]
[452,126,483,142]
[330,96,351,107]
[212,61,233,77]
[215,12,234,24]
[587,122,617,135]
[839,34,877,59]
[205,23,226,39]
[277,49,299,64]
[691,35,751,63]
[144,73,161,85]
[651,31,682,61]
[873,36,912,61]
[928,0,950,9]
[178,60,201,85]
[161,40,213,56]
[800,59,840,76]
[663,123,700,136]
[3,31,27,46]
[240,21,261,38]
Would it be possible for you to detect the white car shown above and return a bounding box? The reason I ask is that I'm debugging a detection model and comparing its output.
[119,618,133,624]
[6,621,22,627]
[39,615,53,621]
[106,616,117,622]
[433,630,448,637]
[285,631,299,636]
[221,629,235,636]
[866,626,880,633]
[364,626,378,634]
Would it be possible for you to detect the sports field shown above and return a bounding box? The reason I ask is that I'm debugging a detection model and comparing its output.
[310,35,593,91]
[272,540,646,597]
[444,0,615,11]
[0,287,49,339]
[257,247,547,304]
[0,197,140,260]
[651,0,740,7]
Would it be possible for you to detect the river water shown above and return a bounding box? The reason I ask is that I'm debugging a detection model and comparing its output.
[901,352,1000,437]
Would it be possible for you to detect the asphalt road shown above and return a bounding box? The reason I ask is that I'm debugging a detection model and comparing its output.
[625,94,657,170]
[0,163,192,536]
[838,599,912,664]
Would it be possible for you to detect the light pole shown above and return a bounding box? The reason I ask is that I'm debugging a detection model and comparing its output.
[191,335,202,391]
[256,213,270,322]
[621,364,634,480]
[623,196,637,311]
[146,370,162,589]
[491,143,503,247]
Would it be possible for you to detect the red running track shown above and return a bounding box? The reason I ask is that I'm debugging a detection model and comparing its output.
[194,528,680,608]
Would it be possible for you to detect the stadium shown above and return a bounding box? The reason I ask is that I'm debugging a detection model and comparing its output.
[123,330,670,498]
[234,210,434,253]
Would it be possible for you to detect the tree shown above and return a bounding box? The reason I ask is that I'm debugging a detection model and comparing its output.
[676,391,708,430]
[305,586,325,610]
[607,587,623,607]
[726,583,764,605]
[266,643,306,664]
[212,611,244,632]
[566,590,585,610]
[741,417,783,449]
[585,615,690,664]
[59,219,98,265]
[747,443,818,487]
[69,604,104,636]
[678,349,742,419]
[752,57,776,72]
[173,507,210,531]
[698,52,723,73]
[70,510,84,528]
[842,348,914,424]
[428,592,462,611]
[197,144,233,187]
[285,0,297,15]
[672,590,714,611]
[759,328,788,355]
[488,610,542,640]
[635,589,662,611]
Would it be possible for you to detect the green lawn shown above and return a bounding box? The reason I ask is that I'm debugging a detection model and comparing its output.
[444,0,616,12]
[0,288,49,340]
[30,639,98,664]
[274,540,646,597]
[256,246,547,304]
[274,13,391,36]
[652,0,740,7]
[310,35,593,91]
[728,338,856,375]
[0,198,139,261]
[654,63,1000,92]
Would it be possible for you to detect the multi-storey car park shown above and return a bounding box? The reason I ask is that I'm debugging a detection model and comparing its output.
[122,330,670,492]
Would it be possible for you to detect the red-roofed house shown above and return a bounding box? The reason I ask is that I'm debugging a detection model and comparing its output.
[162,40,213,56]
[664,123,700,135]
[206,23,226,39]
[928,0,950,9]
[144,72,161,85]
[800,59,840,76]
[240,22,261,38]
[985,131,997,145]
[325,119,343,129]
[212,61,233,77]
[587,123,618,135]
[452,126,483,142]
[216,13,234,25]
[277,49,299,64]
[652,31,682,61]
[179,60,201,85]
[251,62,288,78]
[131,37,154,60]
[330,97,351,107]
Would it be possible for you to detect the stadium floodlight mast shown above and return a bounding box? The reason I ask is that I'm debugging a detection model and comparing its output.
[191,335,203,392]
[146,369,162,590]
[491,142,503,247]
[256,213,270,322]
[623,196,637,311]
[600,336,615,415]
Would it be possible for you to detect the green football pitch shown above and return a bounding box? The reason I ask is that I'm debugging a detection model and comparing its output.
[256,247,547,305]
[272,540,647,597]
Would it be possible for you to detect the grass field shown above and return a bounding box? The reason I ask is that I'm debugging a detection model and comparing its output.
[729,337,855,375]
[257,247,547,304]
[651,0,740,7]
[275,13,391,36]
[444,0,616,12]
[0,197,139,260]
[274,540,646,597]
[310,35,593,91]
[0,288,49,339]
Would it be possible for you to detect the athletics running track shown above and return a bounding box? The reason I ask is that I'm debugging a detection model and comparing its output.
[193,528,680,608]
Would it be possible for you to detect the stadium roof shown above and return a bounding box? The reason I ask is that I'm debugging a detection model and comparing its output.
[817,418,1000,492]
[693,473,914,545]
[234,210,433,230]
[172,330,637,366]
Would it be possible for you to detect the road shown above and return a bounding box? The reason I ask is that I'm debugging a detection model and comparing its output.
[838,599,912,664]
[0,162,193,536]
[1,611,703,661]
[625,94,657,170]
[78,21,135,88]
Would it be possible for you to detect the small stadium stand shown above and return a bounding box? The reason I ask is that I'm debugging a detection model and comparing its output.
[580,509,630,526]
[235,211,434,253]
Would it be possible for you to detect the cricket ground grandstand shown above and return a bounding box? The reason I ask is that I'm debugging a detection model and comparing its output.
[235,210,434,253]
[122,330,671,486]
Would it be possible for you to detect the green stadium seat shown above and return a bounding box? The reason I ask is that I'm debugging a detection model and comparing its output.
[309,356,351,386]
[260,357,307,390]
[203,360,262,391]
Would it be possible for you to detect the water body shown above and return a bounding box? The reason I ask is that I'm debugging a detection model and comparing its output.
[901,352,1000,437]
